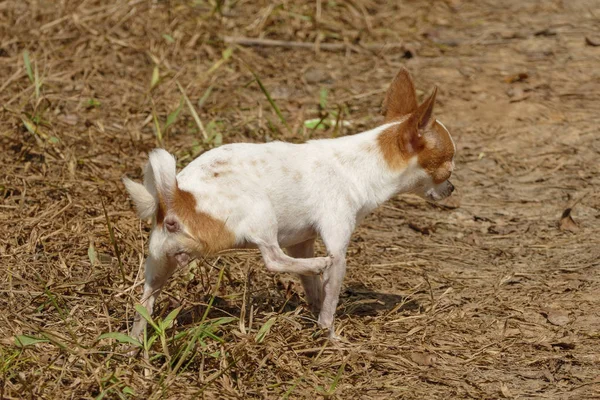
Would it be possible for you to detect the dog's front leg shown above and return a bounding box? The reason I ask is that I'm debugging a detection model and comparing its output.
[130,254,178,339]
[318,220,353,340]
[287,239,323,314]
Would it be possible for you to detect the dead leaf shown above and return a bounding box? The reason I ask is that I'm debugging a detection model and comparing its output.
[507,86,529,102]
[437,193,461,209]
[500,382,512,398]
[559,208,580,232]
[60,114,79,126]
[541,307,570,326]
[505,72,528,83]
[585,35,600,46]
[408,222,435,235]
[488,224,516,235]
[303,67,332,84]
[446,0,462,11]
[464,232,481,246]
[534,28,557,37]
[410,352,437,366]
[551,341,576,350]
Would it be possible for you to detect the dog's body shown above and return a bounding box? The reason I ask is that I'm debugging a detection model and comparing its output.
[124,68,455,339]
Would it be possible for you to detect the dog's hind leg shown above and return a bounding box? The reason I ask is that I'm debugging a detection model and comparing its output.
[246,207,332,275]
[257,239,332,275]
[287,239,323,314]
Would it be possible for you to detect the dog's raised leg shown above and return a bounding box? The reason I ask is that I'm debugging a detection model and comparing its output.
[130,255,178,339]
[249,210,332,274]
[257,239,332,275]
[287,239,323,314]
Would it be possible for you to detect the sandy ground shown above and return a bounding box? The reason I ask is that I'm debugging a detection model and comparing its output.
[1,0,599,398]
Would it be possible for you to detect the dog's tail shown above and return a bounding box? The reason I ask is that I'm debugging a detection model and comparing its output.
[123,149,177,220]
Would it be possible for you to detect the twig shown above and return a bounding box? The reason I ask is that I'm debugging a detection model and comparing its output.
[224,36,406,53]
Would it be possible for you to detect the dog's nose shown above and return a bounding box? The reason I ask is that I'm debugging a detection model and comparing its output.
[165,217,179,233]
[448,182,455,193]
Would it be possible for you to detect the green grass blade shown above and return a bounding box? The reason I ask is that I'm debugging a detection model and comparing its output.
[210,316,237,327]
[23,51,33,83]
[88,242,98,266]
[34,62,40,100]
[98,332,142,347]
[15,335,49,347]
[197,85,213,109]
[244,63,289,129]
[100,196,125,283]
[161,306,182,331]
[319,87,328,110]
[328,360,346,394]
[151,66,160,89]
[134,304,159,332]
[165,98,183,130]
[171,266,228,375]
[206,47,233,75]
[151,105,162,145]
[177,82,207,141]
[162,33,175,44]
[255,316,276,343]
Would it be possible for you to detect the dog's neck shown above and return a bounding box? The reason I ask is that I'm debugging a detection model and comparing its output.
[312,121,421,216]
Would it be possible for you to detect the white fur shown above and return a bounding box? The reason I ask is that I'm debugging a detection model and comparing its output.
[126,122,454,340]
[122,149,177,219]
[122,177,156,219]
[177,122,421,244]
[148,148,177,203]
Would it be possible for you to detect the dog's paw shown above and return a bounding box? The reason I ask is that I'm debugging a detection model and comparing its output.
[329,329,341,341]
[323,255,334,270]
[311,255,333,274]
[316,318,347,344]
[309,303,322,316]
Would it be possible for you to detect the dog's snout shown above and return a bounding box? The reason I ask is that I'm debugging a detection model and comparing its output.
[165,217,179,233]
[448,182,455,193]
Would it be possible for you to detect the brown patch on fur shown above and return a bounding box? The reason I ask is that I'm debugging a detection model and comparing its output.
[156,198,166,226]
[376,119,413,170]
[418,120,455,184]
[413,87,437,130]
[381,67,418,122]
[172,185,236,254]
[377,87,441,171]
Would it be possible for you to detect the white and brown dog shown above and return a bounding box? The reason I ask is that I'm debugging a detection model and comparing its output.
[124,68,455,340]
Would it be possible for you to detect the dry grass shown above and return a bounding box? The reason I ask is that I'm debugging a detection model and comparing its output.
[1,0,600,398]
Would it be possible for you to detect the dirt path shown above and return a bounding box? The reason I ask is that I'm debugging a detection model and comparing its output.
[1,0,599,398]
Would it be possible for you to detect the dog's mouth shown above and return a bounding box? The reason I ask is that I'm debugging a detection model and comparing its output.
[174,251,190,266]
[425,191,444,202]
[425,183,454,202]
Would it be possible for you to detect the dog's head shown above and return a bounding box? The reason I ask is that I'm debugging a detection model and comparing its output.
[378,68,456,201]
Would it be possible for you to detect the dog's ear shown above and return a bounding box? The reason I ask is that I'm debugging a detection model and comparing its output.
[411,86,437,130]
[399,87,437,154]
[382,67,418,122]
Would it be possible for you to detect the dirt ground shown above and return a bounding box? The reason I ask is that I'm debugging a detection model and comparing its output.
[1,0,600,399]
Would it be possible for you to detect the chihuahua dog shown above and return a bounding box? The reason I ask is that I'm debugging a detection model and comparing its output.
[124,67,455,340]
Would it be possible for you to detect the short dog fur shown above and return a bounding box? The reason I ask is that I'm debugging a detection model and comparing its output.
[124,68,456,339]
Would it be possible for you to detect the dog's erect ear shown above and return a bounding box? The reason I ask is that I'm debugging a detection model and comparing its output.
[382,67,418,122]
[398,87,437,154]
[410,86,437,130]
